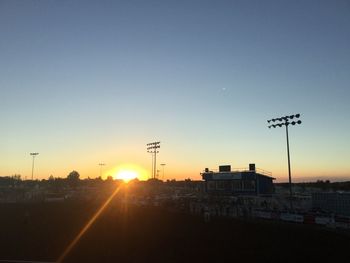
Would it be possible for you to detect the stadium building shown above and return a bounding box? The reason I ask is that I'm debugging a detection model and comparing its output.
[201,163,275,196]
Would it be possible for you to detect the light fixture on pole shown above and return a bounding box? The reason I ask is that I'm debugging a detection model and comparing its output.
[30,152,39,180]
[98,163,106,178]
[147,141,160,179]
[267,114,302,210]
[160,163,166,181]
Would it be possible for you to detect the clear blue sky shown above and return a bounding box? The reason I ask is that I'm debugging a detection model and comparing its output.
[1,0,350,182]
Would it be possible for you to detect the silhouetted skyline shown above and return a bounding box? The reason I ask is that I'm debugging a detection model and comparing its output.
[1,0,350,181]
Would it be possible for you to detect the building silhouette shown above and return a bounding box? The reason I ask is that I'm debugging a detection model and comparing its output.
[201,163,275,196]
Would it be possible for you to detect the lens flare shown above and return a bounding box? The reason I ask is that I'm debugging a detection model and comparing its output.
[57,185,122,262]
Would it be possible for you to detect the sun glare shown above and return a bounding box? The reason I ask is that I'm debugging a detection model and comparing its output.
[115,170,139,182]
[107,164,148,182]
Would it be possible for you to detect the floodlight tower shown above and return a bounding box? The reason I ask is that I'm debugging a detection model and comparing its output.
[98,163,106,178]
[160,163,166,181]
[148,152,154,180]
[147,142,160,179]
[267,114,302,210]
[30,152,39,180]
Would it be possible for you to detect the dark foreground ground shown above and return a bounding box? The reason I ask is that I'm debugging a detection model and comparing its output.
[0,198,349,263]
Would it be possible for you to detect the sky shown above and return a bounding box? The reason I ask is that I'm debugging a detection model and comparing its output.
[1,0,350,182]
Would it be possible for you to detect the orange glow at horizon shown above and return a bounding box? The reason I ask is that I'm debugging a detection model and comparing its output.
[106,164,149,182]
[114,170,138,182]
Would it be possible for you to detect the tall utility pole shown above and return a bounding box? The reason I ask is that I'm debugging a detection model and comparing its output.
[267,114,302,210]
[30,152,39,180]
[147,141,160,179]
[98,163,106,178]
[160,163,166,181]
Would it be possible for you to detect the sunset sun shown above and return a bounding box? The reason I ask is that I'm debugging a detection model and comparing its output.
[114,170,139,182]
[107,164,148,182]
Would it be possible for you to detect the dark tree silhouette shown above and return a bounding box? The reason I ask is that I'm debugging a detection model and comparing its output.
[67,171,80,188]
[67,171,80,181]
[106,175,113,181]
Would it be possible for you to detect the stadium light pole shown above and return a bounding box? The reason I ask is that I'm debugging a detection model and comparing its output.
[148,152,154,180]
[30,152,39,180]
[267,114,302,210]
[160,163,166,181]
[98,163,106,178]
[147,141,160,179]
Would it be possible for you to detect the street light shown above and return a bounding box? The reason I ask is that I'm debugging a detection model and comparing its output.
[267,114,302,210]
[147,141,160,179]
[160,163,166,181]
[30,152,39,180]
[98,163,106,178]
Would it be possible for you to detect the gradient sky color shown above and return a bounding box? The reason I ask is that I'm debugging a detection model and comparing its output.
[1,0,350,182]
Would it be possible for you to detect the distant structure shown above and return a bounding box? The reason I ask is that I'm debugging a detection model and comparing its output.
[201,163,275,196]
